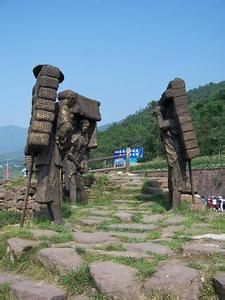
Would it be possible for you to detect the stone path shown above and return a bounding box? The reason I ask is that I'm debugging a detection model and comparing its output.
[0,172,224,299]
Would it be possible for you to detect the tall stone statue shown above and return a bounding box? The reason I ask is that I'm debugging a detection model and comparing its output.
[23,66,101,226]
[56,90,101,205]
[154,78,200,209]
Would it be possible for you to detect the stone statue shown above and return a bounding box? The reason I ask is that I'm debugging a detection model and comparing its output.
[57,90,101,205]
[24,67,101,225]
[25,64,64,225]
[154,78,200,209]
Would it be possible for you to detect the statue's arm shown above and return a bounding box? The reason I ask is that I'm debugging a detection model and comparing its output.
[153,106,170,130]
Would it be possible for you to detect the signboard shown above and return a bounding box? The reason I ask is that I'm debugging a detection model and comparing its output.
[113,147,143,167]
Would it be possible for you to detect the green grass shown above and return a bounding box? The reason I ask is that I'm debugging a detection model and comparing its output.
[187,261,205,270]
[0,282,11,299]
[93,243,124,251]
[0,211,20,229]
[146,231,161,240]
[59,265,92,295]
[132,213,143,223]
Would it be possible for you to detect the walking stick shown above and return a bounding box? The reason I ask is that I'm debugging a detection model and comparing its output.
[20,154,34,228]
[188,159,195,204]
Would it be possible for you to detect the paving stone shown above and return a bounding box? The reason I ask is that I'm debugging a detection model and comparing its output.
[164,215,188,225]
[161,225,185,238]
[34,248,83,274]
[213,272,225,299]
[29,229,60,238]
[89,261,141,299]
[7,238,41,259]
[190,234,225,241]
[114,211,132,222]
[107,223,157,231]
[87,249,149,259]
[89,209,113,217]
[182,241,225,257]
[78,218,103,226]
[11,279,67,300]
[73,231,118,244]
[144,262,202,300]
[0,272,24,284]
[125,242,174,256]
[142,214,164,223]
[107,231,148,239]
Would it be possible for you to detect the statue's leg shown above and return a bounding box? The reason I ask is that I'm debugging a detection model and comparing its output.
[77,174,88,204]
[70,174,77,205]
[172,190,181,209]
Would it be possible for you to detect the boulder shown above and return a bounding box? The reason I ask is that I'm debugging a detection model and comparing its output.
[213,272,225,299]
[7,238,41,259]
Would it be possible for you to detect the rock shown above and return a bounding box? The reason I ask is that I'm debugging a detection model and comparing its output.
[0,272,24,284]
[125,242,174,256]
[11,279,67,299]
[144,262,202,300]
[107,223,157,231]
[161,225,185,238]
[164,215,188,225]
[190,234,225,241]
[73,231,118,244]
[182,241,225,256]
[213,272,225,299]
[114,211,132,222]
[89,209,112,217]
[87,249,149,259]
[78,218,103,226]
[34,248,83,274]
[7,238,41,259]
[89,261,141,299]
[29,229,60,238]
[107,231,148,239]
[142,214,164,223]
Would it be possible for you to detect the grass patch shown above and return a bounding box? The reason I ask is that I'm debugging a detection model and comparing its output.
[59,264,92,295]
[0,211,20,229]
[0,282,11,299]
[146,231,161,240]
[187,261,205,270]
[132,213,143,223]
[93,243,124,251]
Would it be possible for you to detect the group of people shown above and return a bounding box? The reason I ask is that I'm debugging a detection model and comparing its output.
[207,195,225,211]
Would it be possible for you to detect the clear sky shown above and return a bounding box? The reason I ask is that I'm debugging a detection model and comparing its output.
[0,0,225,127]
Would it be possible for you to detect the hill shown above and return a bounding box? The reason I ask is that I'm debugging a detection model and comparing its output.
[92,81,225,161]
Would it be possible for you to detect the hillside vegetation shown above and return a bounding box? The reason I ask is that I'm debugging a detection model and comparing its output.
[91,81,225,161]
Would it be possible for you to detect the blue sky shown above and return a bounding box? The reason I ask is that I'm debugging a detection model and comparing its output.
[0,0,225,127]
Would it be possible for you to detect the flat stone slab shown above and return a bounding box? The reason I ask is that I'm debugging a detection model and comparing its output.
[89,209,113,217]
[87,249,149,259]
[11,279,67,300]
[182,241,225,256]
[144,262,202,300]
[164,215,188,225]
[29,229,60,239]
[161,225,185,238]
[114,211,132,222]
[213,272,225,299]
[89,261,141,299]
[107,231,148,239]
[0,272,24,284]
[107,223,157,231]
[78,218,103,226]
[142,214,164,223]
[34,248,83,274]
[125,242,174,256]
[191,234,225,241]
[73,231,118,244]
[7,238,41,259]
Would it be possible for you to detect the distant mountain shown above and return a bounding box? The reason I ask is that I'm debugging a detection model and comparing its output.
[98,120,123,132]
[0,126,27,155]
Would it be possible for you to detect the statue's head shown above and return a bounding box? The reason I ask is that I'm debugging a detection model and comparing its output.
[80,119,90,133]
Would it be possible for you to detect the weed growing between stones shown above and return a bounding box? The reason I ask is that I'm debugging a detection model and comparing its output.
[186,261,205,270]
[0,282,11,299]
[93,243,125,252]
[132,212,143,223]
[0,211,20,229]
[146,231,161,240]
[59,264,92,295]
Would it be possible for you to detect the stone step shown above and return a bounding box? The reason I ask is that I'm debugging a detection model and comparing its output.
[107,223,157,231]
[34,248,84,275]
[125,242,175,256]
[87,249,149,259]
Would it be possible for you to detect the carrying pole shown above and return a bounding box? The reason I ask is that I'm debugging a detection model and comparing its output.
[188,159,195,204]
[20,154,34,228]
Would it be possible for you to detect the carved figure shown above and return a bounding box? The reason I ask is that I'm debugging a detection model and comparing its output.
[154,78,200,209]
